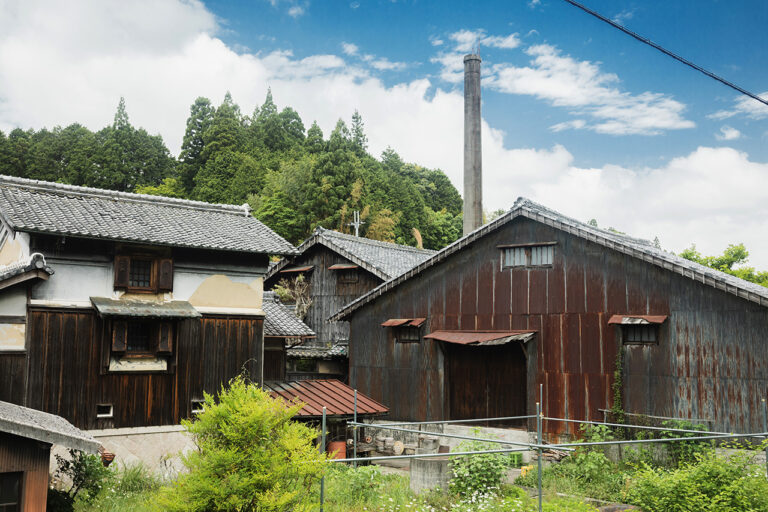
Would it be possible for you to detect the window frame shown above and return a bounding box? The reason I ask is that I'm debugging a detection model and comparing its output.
[104,318,176,373]
[621,324,660,345]
[499,242,556,269]
[114,254,173,294]
[393,325,422,344]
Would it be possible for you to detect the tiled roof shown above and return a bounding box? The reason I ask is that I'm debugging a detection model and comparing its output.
[0,176,296,255]
[263,292,314,338]
[0,400,101,453]
[286,342,347,359]
[0,253,54,284]
[266,227,435,282]
[332,197,768,320]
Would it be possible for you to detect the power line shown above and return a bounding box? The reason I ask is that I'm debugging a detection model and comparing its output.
[560,0,768,108]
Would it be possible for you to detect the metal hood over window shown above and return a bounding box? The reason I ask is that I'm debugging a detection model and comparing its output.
[424,330,536,346]
[608,315,667,325]
[90,297,201,318]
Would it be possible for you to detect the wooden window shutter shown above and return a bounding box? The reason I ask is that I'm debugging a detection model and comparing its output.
[112,321,127,352]
[157,259,173,292]
[114,255,130,289]
[157,322,173,353]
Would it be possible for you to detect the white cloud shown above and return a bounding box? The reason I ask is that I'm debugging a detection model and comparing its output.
[716,125,741,141]
[369,58,407,71]
[528,0,541,8]
[550,119,586,132]
[709,92,768,120]
[430,29,520,83]
[287,5,305,17]
[611,9,635,25]
[0,1,767,268]
[265,0,307,18]
[488,44,694,135]
[341,42,359,55]
[430,36,444,46]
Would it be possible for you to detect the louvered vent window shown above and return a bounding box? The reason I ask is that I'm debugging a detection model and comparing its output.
[622,325,658,345]
[502,244,554,268]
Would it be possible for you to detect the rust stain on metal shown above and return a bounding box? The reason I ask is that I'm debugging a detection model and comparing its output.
[265,379,388,417]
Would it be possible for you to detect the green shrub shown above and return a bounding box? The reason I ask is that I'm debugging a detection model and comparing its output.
[449,435,516,497]
[625,450,768,512]
[155,376,327,511]
[52,449,112,504]
[114,462,161,494]
[658,419,710,466]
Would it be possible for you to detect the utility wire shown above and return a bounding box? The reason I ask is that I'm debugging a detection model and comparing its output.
[561,0,768,108]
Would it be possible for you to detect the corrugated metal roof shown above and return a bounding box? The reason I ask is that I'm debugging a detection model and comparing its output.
[0,400,101,453]
[381,318,426,327]
[328,263,359,270]
[266,227,435,282]
[90,297,202,318]
[424,330,536,346]
[332,197,768,320]
[264,379,388,417]
[0,175,296,255]
[281,265,314,273]
[608,315,668,325]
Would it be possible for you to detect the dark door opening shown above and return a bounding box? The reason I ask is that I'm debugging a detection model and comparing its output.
[447,342,527,427]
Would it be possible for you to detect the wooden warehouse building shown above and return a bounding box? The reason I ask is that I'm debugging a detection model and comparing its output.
[333,198,768,435]
[0,175,296,431]
[266,227,434,380]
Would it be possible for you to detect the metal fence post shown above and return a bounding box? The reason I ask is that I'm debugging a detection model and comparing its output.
[536,399,543,512]
[762,398,767,478]
[353,389,358,469]
[321,406,326,512]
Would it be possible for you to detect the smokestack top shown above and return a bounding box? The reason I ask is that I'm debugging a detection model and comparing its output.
[463,52,482,236]
[463,54,482,63]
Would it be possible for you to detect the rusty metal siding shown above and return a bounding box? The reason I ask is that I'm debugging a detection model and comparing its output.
[22,308,263,430]
[347,215,768,435]
[0,432,50,512]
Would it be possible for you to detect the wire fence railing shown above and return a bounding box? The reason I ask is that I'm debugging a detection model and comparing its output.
[315,388,768,512]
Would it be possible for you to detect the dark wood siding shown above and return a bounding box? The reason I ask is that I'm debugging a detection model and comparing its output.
[23,308,264,430]
[264,338,286,381]
[348,217,768,435]
[266,245,381,348]
[0,353,27,405]
[0,432,50,512]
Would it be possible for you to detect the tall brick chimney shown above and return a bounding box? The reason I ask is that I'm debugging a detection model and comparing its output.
[463,54,482,235]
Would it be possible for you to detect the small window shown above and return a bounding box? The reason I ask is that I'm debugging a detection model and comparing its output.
[114,255,173,293]
[394,326,421,343]
[502,244,554,268]
[126,322,153,354]
[622,325,658,345]
[0,472,22,511]
[96,404,113,418]
[129,259,153,288]
[191,399,205,414]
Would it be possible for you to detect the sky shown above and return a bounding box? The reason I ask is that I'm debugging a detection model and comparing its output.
[0,0,767,266]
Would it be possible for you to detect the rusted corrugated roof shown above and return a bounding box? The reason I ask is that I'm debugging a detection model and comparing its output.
[90,297,202,318]
[424,330,536,346]
[608,315,668,325]
[280,265,314,273]
[381,318,426,327]
[328,263,359,270]
[264,379,388,417]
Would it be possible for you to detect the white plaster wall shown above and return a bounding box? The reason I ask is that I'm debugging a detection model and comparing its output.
[30,258,112,302]
[0,286,28,316]
[173,267,262,302]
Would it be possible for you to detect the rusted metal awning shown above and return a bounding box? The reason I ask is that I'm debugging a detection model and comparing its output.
[264,379,389,418]
[381,318,426,327]
[327,263,359,270]
[424,330,536,346]
[608,315,668,325]
[280,265,314,273]
[90,297,202,318]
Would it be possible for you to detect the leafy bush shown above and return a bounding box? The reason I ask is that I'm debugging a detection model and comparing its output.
[658,419,710,466]
[625,450,768,512]
[114,462,161,494]
[155,376,327,511]
[450,436,516,497]
[51,449,112,506]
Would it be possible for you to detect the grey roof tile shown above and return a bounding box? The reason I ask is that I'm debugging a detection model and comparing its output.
[0,176,296,255]
[263,291,314,337]
[0,400,101,453]
[286,343,347,359]
[267,227,435,281]
[333,197,768,319]
[0,253,54,283]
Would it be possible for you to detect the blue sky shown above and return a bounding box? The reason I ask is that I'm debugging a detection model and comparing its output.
[0,0,767,266]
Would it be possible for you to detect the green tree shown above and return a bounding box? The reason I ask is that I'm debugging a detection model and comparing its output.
[179,97,215,194]
[680,243,768,287]
[156,377,327,512]
[305,121,325,153]
[350,110,367,155]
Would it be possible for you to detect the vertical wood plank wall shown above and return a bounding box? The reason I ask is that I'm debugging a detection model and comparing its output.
[0,432,50,512]
[15,309,263,430]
